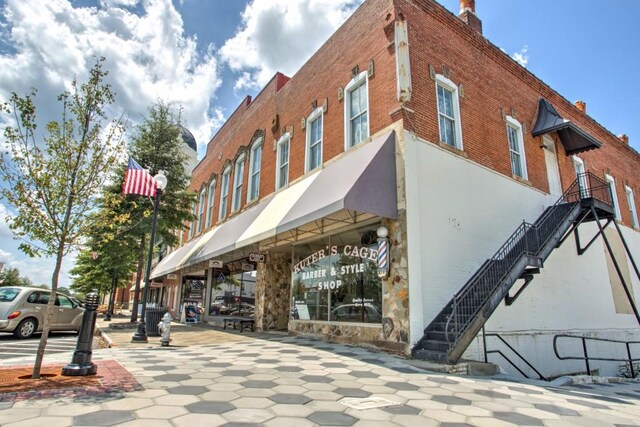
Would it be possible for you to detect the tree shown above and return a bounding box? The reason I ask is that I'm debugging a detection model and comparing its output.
[0,58,124,378]
[0,267,32,287]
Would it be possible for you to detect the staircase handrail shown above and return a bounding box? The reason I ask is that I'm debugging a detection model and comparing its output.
[445,172,612,346]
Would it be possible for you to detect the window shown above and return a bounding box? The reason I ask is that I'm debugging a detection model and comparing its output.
[247,139,263,202]
[625,186,639,228]
[435,75,463,149]
[218,166,230,220]
[196,189,206,234]
[305,107,323,172]
[232,154,245,211]
[205,179,215,228]
[606,174,622,220]
[188,202,196,239]
[344,71,369,149]
[506,116,527,179]
[179,229,184,246]
[573,156,587,198]
[276,133,290,190]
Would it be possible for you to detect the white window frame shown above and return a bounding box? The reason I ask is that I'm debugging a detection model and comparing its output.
[247,138,263,202]
[188,202,196,239]
[276,133,290,190]
[232,154,245,212]
[305,107,324,173]
[344,71,369,150]
[205,179,215,228]
[218,166,230,220]
[625,185,639,228]
[572,155,588,198]
[435,74,463,150]
[505,116,528,180]
[196,189,206,234]
[605,174,622,220]
[179,229,184,246]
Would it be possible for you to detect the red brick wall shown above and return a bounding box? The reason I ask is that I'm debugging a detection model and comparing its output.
[397,0,640,228]
[185,0,640,245]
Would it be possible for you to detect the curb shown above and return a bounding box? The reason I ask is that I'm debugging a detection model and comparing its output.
[97,327,114,348]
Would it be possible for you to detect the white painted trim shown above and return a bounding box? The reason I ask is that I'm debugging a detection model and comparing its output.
[435,74,463,150]
[344,71,370,150]
[305,106,324,173]
[232,154,246,212]
[218,166,231,220]
[205,179,216,228]
[275,133,291,190]
[505,115,528,180]
[196,188,206,235]
[605,174,622,220]
[247,137,263,203]
[625,185,639,228]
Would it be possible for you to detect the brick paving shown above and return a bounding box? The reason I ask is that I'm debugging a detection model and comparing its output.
[0,323,639,426]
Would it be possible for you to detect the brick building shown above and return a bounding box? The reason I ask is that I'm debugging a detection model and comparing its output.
[151,0,640,377]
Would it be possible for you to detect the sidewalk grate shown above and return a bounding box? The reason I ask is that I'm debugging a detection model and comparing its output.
[339,396,401,410]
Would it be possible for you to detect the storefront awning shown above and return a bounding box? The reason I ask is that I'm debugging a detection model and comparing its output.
[171,129,397,273]
[532,98,602,155]
[150,227,218,279]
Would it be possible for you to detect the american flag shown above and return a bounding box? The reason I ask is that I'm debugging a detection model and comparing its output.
[122,158,157,197]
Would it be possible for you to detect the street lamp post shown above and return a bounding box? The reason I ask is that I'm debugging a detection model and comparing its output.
[132,171,168,343]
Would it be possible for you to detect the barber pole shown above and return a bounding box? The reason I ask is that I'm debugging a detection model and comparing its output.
[376,226,390,278]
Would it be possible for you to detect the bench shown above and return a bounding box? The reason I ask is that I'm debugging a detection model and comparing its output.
[223,317,255,332]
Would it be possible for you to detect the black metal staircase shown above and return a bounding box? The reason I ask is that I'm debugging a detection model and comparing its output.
[412,173,616,364]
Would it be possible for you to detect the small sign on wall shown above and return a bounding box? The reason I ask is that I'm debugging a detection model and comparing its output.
[167,274,177,280]
[209,260,223,268]
[249,253,266,263]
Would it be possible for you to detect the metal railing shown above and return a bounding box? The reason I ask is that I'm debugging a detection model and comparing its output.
[553,334,640,378]
[444,173,613,347]
[483,332,547,380]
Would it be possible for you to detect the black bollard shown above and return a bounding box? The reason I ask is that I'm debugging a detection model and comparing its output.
[62,291,100,376]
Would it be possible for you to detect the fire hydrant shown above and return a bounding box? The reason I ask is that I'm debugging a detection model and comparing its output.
[158,312,172,346]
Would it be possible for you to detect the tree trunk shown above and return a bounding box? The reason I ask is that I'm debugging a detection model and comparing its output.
[130,233,146,323]
[32,243,64,379]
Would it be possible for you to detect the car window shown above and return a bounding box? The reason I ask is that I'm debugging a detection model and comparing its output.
[37,293,51,305]
[27,292,39,304]
[57,295,74,308]
[0,287,21,302]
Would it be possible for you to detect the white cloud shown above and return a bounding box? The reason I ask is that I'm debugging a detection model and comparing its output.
[512,46,529,67]
[0,0,222,154]
[220,0,363,90]
[0,203,12,238]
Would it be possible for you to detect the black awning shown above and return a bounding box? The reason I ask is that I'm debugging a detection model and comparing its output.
[531,98,602,155]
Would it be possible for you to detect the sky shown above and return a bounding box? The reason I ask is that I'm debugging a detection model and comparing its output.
[0,0,638,287]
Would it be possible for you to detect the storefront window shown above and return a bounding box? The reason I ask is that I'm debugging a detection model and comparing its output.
[291,226,382,324]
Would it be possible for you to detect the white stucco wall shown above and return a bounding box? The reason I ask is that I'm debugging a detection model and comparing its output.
[405,132,640,377]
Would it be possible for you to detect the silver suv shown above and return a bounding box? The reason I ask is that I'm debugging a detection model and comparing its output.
[0,287,84,338]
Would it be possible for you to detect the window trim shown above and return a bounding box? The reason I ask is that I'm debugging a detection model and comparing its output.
[218,166,231,220]
[276,133,291,190]
[247,138,263,203]
[305,107,324,173]
[231,153,245,212]
[625,185,639,228]
[505,115,528,180]
[435,74,463,150]
[605,174,622,220]
[196,189,206,235]
[344,71,369,150]
[188,201,196,239]
[205,179,216,228]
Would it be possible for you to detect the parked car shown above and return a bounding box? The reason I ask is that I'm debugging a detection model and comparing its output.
[0,287,84,338]
[330,303,382,323]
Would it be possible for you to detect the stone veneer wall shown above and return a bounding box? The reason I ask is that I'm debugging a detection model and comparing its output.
[255,253,292,331]
[289,212,411,355]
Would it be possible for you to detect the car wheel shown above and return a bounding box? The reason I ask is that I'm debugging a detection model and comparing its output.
[14,318,37,339]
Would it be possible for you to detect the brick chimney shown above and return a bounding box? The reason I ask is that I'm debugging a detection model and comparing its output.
[574,100,586,114]
[459,0,482,34]
[618,134,629,145]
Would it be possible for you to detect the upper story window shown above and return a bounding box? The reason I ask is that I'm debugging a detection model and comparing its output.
[232,154,245,212]
[305,107,324,172]
[196,189,206,234]
[625,185,639,228]
[247,138,263,202]
[179,229,184,246]
[505,116,527,180]
[605,174,622,220]
[188,202,196,239]
[345,71,369,149]
[205,179,215,228]
[276,133,290,190]
[435,74,463,150]
[218,166,231,220]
